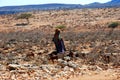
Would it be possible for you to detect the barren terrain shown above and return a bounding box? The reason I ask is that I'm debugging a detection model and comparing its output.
[0,8,120,80]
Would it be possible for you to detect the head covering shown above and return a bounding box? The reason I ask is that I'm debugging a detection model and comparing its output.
[55,29,60,34]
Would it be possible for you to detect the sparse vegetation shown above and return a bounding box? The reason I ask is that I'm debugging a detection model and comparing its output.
[17,13,33,24]
[0,8,120,80]
[55,25,66,29]
[108,22,119,35]
[108,22,119,28]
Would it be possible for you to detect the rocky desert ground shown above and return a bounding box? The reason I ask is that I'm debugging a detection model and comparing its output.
[0,8,120,80]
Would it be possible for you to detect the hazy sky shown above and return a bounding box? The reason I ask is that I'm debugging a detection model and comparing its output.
[0,0,111,7]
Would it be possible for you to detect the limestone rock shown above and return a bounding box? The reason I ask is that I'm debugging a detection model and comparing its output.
[64,56,71,61]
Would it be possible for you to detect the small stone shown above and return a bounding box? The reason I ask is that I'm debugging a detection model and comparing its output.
[64,56,71,61]
[88,66,97,71]
[39,50,45,53]
[58,59,69,67]
[68,61,78,69]
[31,46,38,50]
[0,64,5,70]
[70,68,74,72]
[64,66,70,71]
[80,65,88,70]
[55,65,62,69]
[22,73,28,78]
[24,39,30,42]
[41,66,51,73]
[81,50,91,54]
[7,64,20,71]
[63,61,68,66]
[58,59,64,63]
[43,74,49,79]
[96,66,103,71]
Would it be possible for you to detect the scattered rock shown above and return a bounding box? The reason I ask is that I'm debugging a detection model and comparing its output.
[7,64,20,71]
[81,50,91,54]
[64,56,71,61]
[0,64,5,70]
[88,65,103,71]
[68,61,78,69]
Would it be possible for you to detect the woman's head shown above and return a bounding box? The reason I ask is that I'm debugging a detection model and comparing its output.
[55,29,60,35]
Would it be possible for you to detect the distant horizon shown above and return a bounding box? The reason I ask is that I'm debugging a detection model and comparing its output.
[0,0,111,7]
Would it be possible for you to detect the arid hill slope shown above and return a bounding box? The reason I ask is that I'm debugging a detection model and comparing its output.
[0,8,120,80]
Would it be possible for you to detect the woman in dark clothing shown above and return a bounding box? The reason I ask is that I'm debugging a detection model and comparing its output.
[52,29,66,53]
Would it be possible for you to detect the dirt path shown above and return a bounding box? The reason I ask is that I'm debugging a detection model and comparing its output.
[69,70,120,80]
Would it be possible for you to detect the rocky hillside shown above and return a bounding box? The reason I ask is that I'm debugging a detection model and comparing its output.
[0,8,120,80]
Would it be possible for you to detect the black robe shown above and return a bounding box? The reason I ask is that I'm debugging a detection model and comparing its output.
[53,36,66,53]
